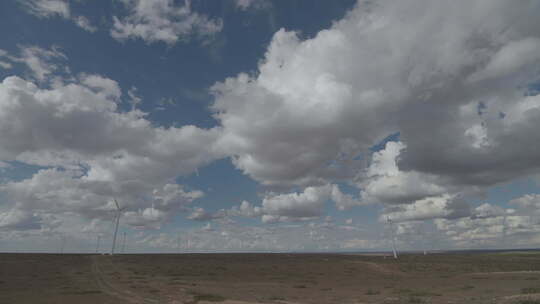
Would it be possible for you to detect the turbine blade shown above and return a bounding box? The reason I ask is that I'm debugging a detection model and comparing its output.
[114,198,121,210]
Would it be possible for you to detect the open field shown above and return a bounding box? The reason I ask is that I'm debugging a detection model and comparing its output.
[2,252,540,304]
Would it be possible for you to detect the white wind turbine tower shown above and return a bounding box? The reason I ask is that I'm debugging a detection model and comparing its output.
[422,221,428,255]
[59,235,66,254]
[110,198,125,255]
[95,235,101,254]
[387,216,398,259]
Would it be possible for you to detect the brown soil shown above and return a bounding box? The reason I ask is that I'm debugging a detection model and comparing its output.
[1,252,540,304]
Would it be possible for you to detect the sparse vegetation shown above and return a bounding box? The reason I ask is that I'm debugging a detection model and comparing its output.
[2,252,540,303]
[522,287,540,294]
[194,293,226,302]
[517,300,540,304]
[407,295,424,303]
[60,290,102,295]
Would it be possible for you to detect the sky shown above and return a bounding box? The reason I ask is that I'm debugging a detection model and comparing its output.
[1,0,540,253]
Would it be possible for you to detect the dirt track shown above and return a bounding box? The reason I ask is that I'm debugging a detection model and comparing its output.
[1,252,540,303]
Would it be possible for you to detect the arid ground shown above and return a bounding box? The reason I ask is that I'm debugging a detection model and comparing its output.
[2,252,540,304]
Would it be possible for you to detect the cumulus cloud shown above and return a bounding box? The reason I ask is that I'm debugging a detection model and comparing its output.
[187,207,227,221]
[510,194,540,213]
[226,184,362,223]
[360,141,449,205]
[5,0,540,251]
[433,214,539,248]
[111,0,223,45]
[228,200,264,218]
[0,209,42,231]
[0,55,222,231]
[381,195,471,223]
[262,185,331,219]
[471,203,508,219]
[211,0,540,196]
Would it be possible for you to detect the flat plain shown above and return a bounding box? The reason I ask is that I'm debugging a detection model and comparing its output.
[1,252,540,304]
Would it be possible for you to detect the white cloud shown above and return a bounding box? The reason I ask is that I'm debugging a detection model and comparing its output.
[0,209,42,230]
[79,73,122,100]
[73,15,97,33]
[19,0,98,33]
[381,194,471,223]
[472,203,507,219]
[433,213,540,248]
[187,207,227,221]
[261,185,329,218]
[123,207,167,229]
[342,239,383,250]
[228,200,264,218]
[360,141,449,206]
[227,184,361,222]
[153,184,203,211]
[234,0,270,11]
[0,49,12,69]
[510,193,540,211]
[20,0,70,18]
[0,61,12,69]
[111,0,223,45]
[0,65,223,230]
[211,0,540,196]
[10,46,67,82]
[469,38,540,82]
[4,0,540,251]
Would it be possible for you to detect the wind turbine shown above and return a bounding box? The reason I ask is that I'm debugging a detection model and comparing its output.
[95,235,101,254]
[59,235,66,254]
[387,216,398,259]
[502,212,510,249]
[110,198,125,255]
[422,221,428,255]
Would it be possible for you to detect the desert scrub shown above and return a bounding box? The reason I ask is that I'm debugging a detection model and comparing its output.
[517,300,540,304]
[407,295,424,303]
[365,288,380,295]
[188,290,226,302]
[521,287,540,294]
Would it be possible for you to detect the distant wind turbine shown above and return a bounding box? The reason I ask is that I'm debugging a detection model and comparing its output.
[386,216,398,259]
[110,198,125,255]
[422,221,428,255]
[95,235,101,254]
[60,235,66,254]
[502,213,509,249]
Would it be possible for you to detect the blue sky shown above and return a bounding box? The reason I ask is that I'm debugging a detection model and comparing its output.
[1,0,540,253]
